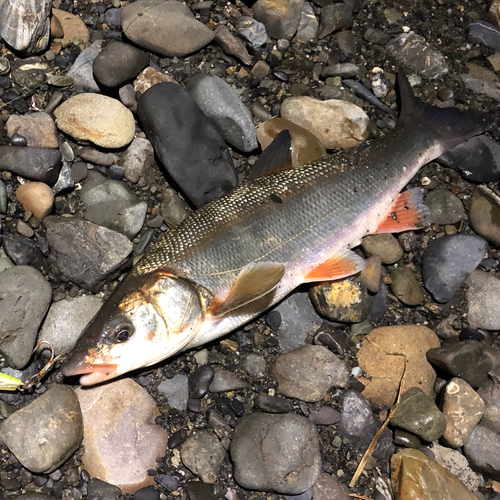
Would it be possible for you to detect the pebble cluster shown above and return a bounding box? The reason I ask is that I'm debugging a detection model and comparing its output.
[0,0,500,500]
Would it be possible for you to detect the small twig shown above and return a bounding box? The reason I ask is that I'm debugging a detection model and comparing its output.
[349,494,375,500]
[349,354,408,489]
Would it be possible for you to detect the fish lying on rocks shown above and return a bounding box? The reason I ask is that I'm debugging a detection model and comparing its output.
[61,73,492,385]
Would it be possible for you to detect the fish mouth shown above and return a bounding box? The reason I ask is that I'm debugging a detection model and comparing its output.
[61,361,118,386]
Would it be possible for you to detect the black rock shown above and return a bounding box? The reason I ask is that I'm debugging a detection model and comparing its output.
[265,310,281,330]
[87,478,121,500]
[154,474,178,492]
[167,429,185,449]
[0,146,61,183]
[255,392,293,413]
[318,3,353,39]
[2,234,47,273]
[1,91,28,113]
[467,21,500,52]
[422,235,487,303]
[93,41,149,88]
[183,482,216,500]
[134,487,161,500]
[137,83,237,207]
[426,340,492,388]
[188,365,215,399]
[436,136,500,183]
[464,423,500,480]
[11,133,27,146]
[394,429,421,448]
[108,165,125,180]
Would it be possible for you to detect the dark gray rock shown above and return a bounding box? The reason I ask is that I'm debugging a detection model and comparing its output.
[93,41,149,88]
[236,16,268,49]
[422,235,487,303]
[0,179,6,214]
[386,31,448,79]
[464,423,500,480]
[255,393,293,413]
[104,8,121,28]
[364,27,391,45]
[294,2,318,43]
[391,387,447,442]
[155,474,179,492]
[467,21,500,52]
[78,147,115,167]
[87,478,122,500]
[477,379,500,433]
[183,482,216,500]
[0,386,83,473]
[467,270,500,330]
[0,146,61,183]
[242,353,267,378]
[188,365,215,399]
[437,136,500,183]
[0,265,52,368]
[230,413,321,494]
[318,3,353,39]
[45,216,133,292]
[134,487,160,500]
[186,74,258,152]
[427,340,492,388]
[80,171,147,239]
[312,473,350,500]
[52,162,74,195]
[137,82,237,207]
[338,390,377,449]
[308,406,341,426]
[393,429,421,448]
[158,374,189,411]
[67,40,103,94]
[209,369,250,393]
[1,234,47,272]
[424,188,466,225]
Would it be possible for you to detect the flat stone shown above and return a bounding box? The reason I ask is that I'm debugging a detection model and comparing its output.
[54,94,135,149]
[386,31,448,79]
[230,413,321,494]
[391,449,478,500]
[242,353,267,378]
[461,73,500,102]
[75,379,168,494]
[294,2,318,43]
[121,0,214,57]
[318,3,353,39]
[0,146,61,183]
[6,113,58,148]
[209,369,250,393]
[52,8,89,45]
[180,430,225,484]
[311,473,349,500]
[273,345,349,402]
[468,20,500,51]
[255,393,293,413]
[359,255,382,293]
[390,267,425,306]
[16,182,54,220]
[39,295,103,356]
[281,96,369,149]
[477,379,500,433]
[45,216,133,292]
[0,386,83,473]
[133,67,178,95]
[356,325,440,407]
[427,339,492,388]
[252,0,304,40]
[158,374,189,411]
[214,25,253,66]
[464,423,500,480]
[67,40,102,94]
[87,479,122,500]
[186,73,258,152]
[188,365,215,399]
[236,16,268,50]
[0,266,52,368]
[469,188,500,247]
[93,41,149,88]
[137,82,237,207]
[422,234,487,303]
[425,189,466,225]
[467,270,500,330]
[361,233,403,264]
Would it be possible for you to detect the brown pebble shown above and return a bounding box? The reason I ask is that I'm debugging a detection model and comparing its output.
[16,182,54,220]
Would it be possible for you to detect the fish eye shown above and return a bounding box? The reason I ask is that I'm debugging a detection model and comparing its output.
[108,315,135,344]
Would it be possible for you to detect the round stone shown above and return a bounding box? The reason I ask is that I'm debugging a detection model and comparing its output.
[16,182,54,220]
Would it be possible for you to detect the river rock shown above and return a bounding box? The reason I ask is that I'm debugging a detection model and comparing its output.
[6,113,58,148]
[186,74,258,152]
[180,430,225,484]
[477,379,500,433]
[80,171,147,239]
[0,146,61,183]
[0,266,52,368]
[121,0,214,57]
[386,31,449,79]
[468,20,500,51]
[0,0,51,54]
[252,0,304,40]
[236,16,268,50]
[318,3,353,39]
[390,267,425,306]
[356,325,440,406]
[464,423,500,480]
[67,40,102,94]
[137,82,237,207]
[16,182,54,220]
[469,188,500,247]
[52,8,89,45]
[256,117,326,167]
[362,233,403,264]
[45,216,133,291]
[75,379,168,494]
[281,96,369,149]
[93,41,149,88]
[209,369,250,393]
[441,378,484,448]
[311,473,349,500]
[158,374,189,411]
[0,386,83,473]
[294,2,319,43]
[422,235,487,303]
[230,413,321,494]
[54,94,135,149]
[424,188,466,225]
[273,345,349,402]
[214,25,253,66]
[39,295,103,356]
[133,66,177,95]
[467,270,500,330]
[391,449,478,500]
[121,137,156,185]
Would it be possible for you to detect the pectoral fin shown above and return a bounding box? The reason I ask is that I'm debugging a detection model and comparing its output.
[375,188,431,233]
[304,249,365,282]
[212,262,286,316]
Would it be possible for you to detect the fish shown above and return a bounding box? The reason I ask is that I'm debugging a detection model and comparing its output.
[61,73,492,385]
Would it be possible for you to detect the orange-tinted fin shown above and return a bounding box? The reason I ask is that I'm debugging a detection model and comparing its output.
[212,262,286,316]
[304,249,365,283]
[249,130,293,180]
[375,188,431,234]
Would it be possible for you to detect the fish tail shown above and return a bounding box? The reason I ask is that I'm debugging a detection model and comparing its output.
[396,72,493,150]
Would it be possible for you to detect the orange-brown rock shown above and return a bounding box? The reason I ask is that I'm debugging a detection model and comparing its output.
[16,182,54,220]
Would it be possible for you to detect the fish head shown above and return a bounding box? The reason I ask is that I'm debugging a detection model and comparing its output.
[61,271,208,385]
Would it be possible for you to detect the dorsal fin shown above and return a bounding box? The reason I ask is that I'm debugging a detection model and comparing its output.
[249,130,293,180]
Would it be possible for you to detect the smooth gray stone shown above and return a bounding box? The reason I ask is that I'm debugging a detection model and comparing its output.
[0,146,61,183]
[338,390,377,449]
[158,375,189,411]
[467,21,500,52]
[68,40,103,93]
[0,178,6,214]
[464,423,500,480]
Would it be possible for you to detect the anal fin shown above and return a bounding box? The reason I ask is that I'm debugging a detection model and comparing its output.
[211,262,286,317]
[376,188,430,234]
[304,249,365,282]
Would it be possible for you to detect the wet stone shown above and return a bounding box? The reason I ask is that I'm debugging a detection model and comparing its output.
[121,137,156,185]
[230,413,321,494]
[361,233,403,264]
[236,16,268,50]
[87,478,122,500]
[467,270,500,330]
[160,188,189,227]
[469,188,500,247]
[188,365,215,399]
[252,0,304,40]
[425,188,465,225]
[467,21,500,51]
[0,146,61,183]
[464,423,500,481]
[242,353,267,378]
[78,147,115,167]
[214,25,253,66]
[390,267,424,306]
[359,255,382,293]
[364,27,391,45]
[427,340,492,388]
[391,387,447,442]
[209,369,250,393]
[180,430,225,484]
[441,378,484,448]
[137,82,237,208]
[477,379,500,433]
[154,475,178,492]
[255,393,293,413]
[183,482,216,500]
[422,235,487,303]
[318,3,353,39]
[273,346,349,402]
[393,429,421,448]
[158,374,189,411]
[311,473,349,500]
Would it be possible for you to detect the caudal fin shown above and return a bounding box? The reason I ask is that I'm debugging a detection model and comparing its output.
[396,72,493,150]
